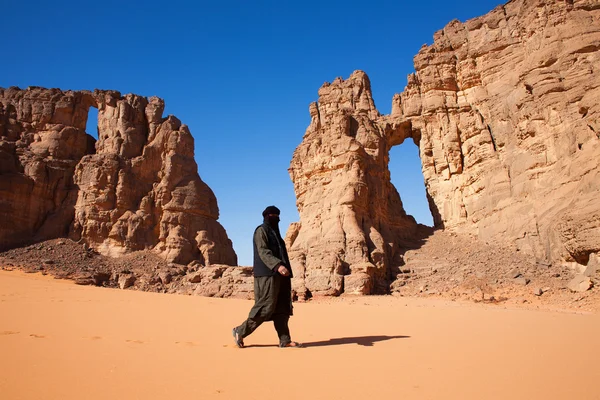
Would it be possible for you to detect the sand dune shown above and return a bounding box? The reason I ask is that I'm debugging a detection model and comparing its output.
[1,269,599,400]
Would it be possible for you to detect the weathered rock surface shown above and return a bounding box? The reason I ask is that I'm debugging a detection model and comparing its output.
[568,275,593,293]
[118,273,136,290]
[392,0,600,267]
[287,0,600,298]
[286,72,428,299]
[0,88,95,247]
[0,87,236,266]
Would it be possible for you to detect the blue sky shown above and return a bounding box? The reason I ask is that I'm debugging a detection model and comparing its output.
[2,0,503,265]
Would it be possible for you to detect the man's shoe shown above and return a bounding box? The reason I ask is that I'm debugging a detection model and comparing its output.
[232,328,244,348]
[279,341,303,348]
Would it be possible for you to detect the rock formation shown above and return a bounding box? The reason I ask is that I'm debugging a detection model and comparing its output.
[286,72,428,298]
[286,0,600,298]
[396,0,600,263]
[0,238,253,299]
[0,87,237,266]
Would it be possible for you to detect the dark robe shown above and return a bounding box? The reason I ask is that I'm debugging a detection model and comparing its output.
[235,221,293,344]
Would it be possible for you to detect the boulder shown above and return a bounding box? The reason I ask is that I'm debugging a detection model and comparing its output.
[118,273,136,289]
[158,271,172,285]
[568,275,593,293]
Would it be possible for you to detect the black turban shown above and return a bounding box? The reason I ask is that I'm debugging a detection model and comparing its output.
[262,205,280,217]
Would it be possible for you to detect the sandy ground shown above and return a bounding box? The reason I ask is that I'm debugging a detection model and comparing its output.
[1,270,599,400]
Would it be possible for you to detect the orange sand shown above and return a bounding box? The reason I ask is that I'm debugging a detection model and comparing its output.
[1,269,599,400]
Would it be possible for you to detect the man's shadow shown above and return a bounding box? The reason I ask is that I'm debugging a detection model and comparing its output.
[246,335,409,348]
[304,335,410,347]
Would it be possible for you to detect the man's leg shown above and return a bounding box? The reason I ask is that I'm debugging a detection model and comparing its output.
[236,308,266,339]
[273,313,291,344]
[235,276,278,339]
[273,276,293,345]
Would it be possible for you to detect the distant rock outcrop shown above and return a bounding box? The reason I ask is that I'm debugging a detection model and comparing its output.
[286,0,600,298]
[0,87,237,266]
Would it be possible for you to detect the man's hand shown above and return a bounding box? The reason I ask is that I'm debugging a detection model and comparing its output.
[277,265,291,277]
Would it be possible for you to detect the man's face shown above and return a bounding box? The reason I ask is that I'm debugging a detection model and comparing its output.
[267,213,280,223]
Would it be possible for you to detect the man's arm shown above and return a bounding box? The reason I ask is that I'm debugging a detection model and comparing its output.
[255,227,282,270]
[254,227,290,276]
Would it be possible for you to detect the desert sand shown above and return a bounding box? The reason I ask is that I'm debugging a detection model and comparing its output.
[1,269,599,400]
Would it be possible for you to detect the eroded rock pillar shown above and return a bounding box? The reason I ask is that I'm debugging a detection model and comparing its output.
[286,71,422,299]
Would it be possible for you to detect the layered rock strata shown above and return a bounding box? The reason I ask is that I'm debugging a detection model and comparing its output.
[0,87,236,266]
[287,0,600,298]
[394,0,600,264]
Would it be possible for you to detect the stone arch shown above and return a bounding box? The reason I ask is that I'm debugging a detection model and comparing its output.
[387,135,434,228]
[0,87,237,266]
[86,105,99,140]
[285,71,431,300]
[287,0,600,295]
[385,122,442,229]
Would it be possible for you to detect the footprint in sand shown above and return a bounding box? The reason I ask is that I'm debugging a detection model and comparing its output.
[175,341,198,347]
[29,334,45,339]
[0,331,20,336]
[125,339,144,344]
[84,336,103,341]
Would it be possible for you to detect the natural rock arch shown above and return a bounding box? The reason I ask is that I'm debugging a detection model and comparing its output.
[285,72,430,299]
[286,0,600,298]
[0,87,237,266]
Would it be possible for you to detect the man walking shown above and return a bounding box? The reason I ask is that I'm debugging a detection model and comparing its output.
[232,206,302,348]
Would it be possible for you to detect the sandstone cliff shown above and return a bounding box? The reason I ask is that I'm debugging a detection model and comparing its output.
[395,0,600,264]
[287,0,600,298]
[0,87,237,266]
